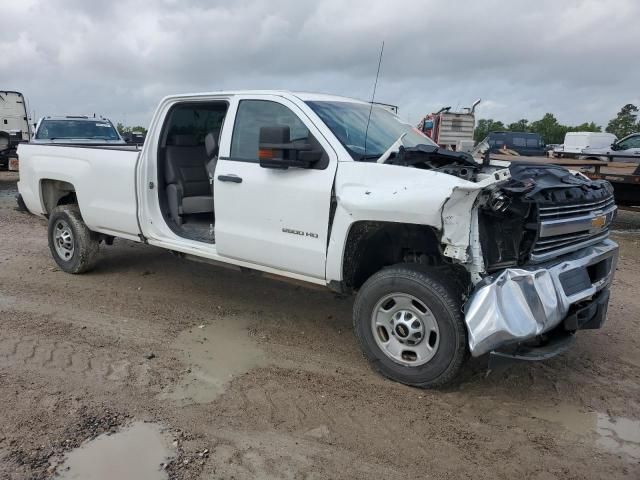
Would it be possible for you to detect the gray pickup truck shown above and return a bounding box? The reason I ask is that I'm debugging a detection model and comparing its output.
[582,132,640,161]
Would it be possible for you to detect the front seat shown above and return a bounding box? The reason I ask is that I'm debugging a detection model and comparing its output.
[165,134,213,225]
[205,131,219,182]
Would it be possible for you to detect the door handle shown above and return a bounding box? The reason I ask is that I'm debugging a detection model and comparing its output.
[218,175,242,183]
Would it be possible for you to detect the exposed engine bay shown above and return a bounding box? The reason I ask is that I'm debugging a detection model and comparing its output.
[385,144,480,181]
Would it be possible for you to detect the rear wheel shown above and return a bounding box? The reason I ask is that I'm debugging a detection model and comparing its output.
[48,205,99,273]
[353,265,468,388]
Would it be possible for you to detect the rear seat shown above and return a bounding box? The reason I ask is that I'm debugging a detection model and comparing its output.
[165,134,213,225]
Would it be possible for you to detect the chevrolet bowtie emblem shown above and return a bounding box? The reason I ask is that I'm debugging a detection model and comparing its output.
[591,215,606,229]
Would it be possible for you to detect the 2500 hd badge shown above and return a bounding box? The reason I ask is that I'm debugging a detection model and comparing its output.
[282,227,319,239]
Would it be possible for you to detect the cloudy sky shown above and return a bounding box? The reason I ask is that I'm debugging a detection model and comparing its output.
[2,0,639,128]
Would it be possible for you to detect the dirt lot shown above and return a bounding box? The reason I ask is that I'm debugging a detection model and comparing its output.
[1,170,639,479]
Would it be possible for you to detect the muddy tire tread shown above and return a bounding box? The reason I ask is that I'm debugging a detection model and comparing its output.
[48,205,99,274]
[353,264,468,388]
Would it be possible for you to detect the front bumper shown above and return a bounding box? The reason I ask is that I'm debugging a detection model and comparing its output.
[464,239,618,357]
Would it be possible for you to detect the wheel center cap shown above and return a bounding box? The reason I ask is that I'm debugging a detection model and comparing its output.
[395,324,409,338]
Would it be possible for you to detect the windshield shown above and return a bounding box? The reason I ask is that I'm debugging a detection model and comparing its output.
[35,119,120,140]
[306,101,436,160]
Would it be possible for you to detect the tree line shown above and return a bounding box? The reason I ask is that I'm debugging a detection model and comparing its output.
[474,104,640,144]
[116,123,148,135]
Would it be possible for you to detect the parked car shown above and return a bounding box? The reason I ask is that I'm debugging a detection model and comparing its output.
[32,116,125,144]
[0,90,31,170]
[582,132,640,161]
[482,131,546,156]
[17,90,618,387]
[554,132,618,158]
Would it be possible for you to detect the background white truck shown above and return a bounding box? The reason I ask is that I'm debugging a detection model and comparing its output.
[0,90,31,170]
[18,90,618,387]
[554,132,618,158]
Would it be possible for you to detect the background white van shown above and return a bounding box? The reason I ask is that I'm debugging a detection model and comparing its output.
[558,132,617,158]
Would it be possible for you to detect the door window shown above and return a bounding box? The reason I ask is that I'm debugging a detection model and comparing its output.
[231,100,311,161]
[617,135,640,150]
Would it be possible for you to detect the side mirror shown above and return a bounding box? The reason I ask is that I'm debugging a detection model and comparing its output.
[258,126,323,169]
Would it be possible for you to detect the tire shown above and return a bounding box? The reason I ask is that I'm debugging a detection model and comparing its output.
[48,205,99,274]
[353,265,468,388]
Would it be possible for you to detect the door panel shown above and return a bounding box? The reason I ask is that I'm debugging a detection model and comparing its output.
[214,97,337,279]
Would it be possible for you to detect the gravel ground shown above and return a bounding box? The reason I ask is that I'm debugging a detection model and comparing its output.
[1,171,639,479]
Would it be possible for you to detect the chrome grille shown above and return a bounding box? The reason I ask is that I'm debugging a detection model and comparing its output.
[530,194,616,263]
[538,196,616,220]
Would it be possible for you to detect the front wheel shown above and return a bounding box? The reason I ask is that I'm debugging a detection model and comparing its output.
[353,265,468,388]
[48,205,100,274]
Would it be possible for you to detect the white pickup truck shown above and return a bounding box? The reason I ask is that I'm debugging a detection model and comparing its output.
[18,90,619,387]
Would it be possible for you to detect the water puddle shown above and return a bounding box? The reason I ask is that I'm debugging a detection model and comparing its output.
[596,414,640,460]
[58,422,174,480]
[531,406,640,461]
[160,318,266,404]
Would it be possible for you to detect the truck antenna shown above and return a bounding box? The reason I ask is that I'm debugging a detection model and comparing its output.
[363,41,385,157]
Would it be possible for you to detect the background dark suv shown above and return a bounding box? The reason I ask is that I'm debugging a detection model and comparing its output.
[484,131,546,156]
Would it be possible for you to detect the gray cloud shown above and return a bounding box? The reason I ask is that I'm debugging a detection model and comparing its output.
[2,0,639,127]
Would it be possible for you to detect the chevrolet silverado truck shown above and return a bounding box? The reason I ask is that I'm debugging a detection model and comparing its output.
[17,91,619,387]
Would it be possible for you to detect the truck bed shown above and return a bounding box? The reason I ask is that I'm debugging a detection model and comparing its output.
[17,143,142,240]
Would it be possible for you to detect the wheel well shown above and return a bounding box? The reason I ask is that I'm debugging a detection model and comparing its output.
[342,221,467,292]
[40,179,77,214]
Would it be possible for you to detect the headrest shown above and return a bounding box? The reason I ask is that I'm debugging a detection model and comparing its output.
[205,132,218,158]
[170,134,198,146]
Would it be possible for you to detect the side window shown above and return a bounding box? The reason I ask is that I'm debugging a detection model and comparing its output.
[230,100,311,161]
[620,135,640,149]
[512,137,526,147]
[165,104,228,145]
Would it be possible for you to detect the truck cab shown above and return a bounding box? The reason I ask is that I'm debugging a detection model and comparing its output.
[17,90,619,388]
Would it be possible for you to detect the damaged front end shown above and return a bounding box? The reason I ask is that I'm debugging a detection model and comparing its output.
[465,239,617,357]
[443,162,619,359]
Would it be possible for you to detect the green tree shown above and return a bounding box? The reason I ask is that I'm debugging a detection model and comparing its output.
[529,113,568,144]
[129,125,148,135]
[605,104,639,138]
[508,119,529,132]
[116,123,148,135]
[569,122,601,133]
[474,118,506,142]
